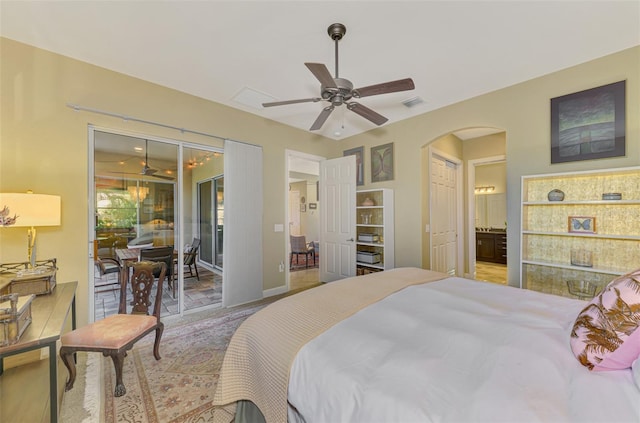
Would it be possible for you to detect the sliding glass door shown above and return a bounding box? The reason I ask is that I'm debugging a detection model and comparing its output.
[214,176,224,269]
[183,146,224,312]
[93,129,223,319]
[196,176,224,270]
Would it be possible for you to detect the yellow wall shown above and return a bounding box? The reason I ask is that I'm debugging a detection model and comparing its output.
[341,46,639,286]
[0,37,337,326]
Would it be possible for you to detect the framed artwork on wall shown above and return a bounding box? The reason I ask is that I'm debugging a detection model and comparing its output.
[371,142,394,182]
[343,146,364,185]
[551,80,626,164]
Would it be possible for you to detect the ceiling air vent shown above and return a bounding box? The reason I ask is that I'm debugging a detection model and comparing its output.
[402,96,424,108]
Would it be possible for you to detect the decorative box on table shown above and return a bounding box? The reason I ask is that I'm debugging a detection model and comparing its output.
[0,293,35,346]
[0,258,57,296]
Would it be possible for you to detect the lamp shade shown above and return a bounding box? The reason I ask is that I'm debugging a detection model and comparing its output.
[0,193,61,227]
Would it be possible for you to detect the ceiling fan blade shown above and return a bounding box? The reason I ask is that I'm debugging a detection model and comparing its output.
[262,98,322,107]
[353,78,415,98]
[305,63,337,89]
[310,106,334,131]
[347,102,388,126]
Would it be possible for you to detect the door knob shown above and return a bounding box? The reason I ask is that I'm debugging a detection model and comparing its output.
[347,238,354,242]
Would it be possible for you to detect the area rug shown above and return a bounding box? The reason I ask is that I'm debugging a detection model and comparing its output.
[102,301,273,423]
[290,252,320,271]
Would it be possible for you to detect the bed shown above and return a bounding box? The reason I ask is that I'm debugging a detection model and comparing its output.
[212,267,640,423]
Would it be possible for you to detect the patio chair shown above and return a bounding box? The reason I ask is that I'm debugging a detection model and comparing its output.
[180,238,201,280]
[290,235,315,269]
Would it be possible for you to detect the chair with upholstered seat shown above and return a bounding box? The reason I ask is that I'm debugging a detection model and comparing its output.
[60,261,166,397]
[290,235,315,269]
[140,245,175,298]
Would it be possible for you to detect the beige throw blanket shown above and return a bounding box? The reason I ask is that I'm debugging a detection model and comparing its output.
[212,267,448,423]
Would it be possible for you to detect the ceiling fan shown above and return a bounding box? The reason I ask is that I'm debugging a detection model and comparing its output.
[113,139,175,181]
[263,23,415,131]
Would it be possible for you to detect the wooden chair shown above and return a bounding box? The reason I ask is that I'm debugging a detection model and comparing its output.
[60,261,166,397]
[94,240,121,293]
[140,246,175,298]
[182,238,201,280]
[290,235,315,269]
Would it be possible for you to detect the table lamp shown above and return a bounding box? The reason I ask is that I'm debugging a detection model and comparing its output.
[0,192,61,270]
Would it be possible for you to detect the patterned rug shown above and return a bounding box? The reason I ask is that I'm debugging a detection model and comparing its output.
[102,301,272,423]
[290,252,319,271]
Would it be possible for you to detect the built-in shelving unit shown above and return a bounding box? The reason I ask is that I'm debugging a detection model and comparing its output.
[520,167,640,299]
[356,189,394,274]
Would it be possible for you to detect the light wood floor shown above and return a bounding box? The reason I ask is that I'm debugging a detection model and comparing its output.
[290,267,320,291]
[475,261,508,285]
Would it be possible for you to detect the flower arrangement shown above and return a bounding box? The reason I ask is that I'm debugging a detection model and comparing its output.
[0,206,18,226]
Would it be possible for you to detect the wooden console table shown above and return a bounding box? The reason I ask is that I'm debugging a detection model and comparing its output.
[0,281,77,423]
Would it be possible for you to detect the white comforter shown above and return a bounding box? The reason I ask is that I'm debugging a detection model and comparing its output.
[288,277,640,422]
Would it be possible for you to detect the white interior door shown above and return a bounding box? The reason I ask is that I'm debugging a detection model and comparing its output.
[319,155,357,282]
[430,154,458,276]
[289,190,301,236]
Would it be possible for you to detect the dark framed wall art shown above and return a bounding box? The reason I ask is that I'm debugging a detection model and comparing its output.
[371,142,394,182]
[343,146,364,185]
[550,80,626,164]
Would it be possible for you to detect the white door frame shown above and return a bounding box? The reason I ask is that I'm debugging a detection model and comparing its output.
[428,146,464,276]
[466,155,506,279]
[285,150,325,290]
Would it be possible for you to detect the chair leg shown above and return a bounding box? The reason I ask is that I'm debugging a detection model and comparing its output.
[60,347,77,392]
[153,323,165,361]
[290,253,293,269]
[193,263,200,281]
[109,352,127,397]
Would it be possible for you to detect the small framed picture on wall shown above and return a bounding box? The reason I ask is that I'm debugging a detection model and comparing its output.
[371,142,394,182]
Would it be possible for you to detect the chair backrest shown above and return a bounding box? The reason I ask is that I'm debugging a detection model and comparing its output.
[140,246,174,276]
[184,238,201,265]
[290,235,308,253]
[119,261,166,317]
[93,240,110,275]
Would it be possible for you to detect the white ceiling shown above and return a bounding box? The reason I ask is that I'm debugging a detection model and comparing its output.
[1,1,638,141]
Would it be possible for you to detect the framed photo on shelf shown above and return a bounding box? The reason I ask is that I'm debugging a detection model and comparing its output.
[343,146,364,186]
[551,81,626,164]
[568,216,596,234]
[371,142,394,182]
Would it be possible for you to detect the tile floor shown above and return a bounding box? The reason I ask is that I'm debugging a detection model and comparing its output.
[94,265,222,320]
[475,261,508,285]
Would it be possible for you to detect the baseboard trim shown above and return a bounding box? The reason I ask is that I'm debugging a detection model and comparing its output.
[263,286,287,298]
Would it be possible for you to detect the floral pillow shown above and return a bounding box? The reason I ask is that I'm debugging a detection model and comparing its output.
[570,268,640,371]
